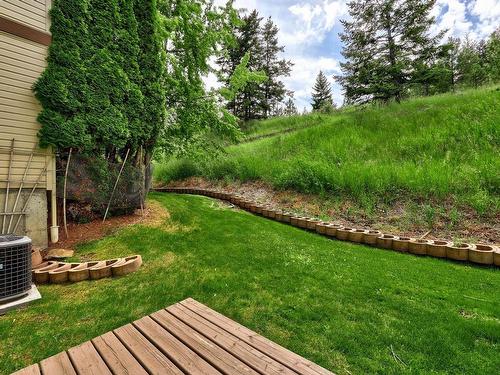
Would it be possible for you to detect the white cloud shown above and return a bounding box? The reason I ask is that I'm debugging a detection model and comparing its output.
[432,0,472,38]
[469,0,500,38]
[281,1,347,45]
[433,0,500,40]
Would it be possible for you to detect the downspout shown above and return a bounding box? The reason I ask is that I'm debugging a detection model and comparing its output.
[49,152,58,243]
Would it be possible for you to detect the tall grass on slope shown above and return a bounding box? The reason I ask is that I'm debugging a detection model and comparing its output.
[156,87,500,215]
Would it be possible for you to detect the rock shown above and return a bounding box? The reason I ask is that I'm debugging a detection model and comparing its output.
[45,248,74,260]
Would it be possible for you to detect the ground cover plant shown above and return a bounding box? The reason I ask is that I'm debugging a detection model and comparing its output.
[1,193,499,374]
[156,87,500,217]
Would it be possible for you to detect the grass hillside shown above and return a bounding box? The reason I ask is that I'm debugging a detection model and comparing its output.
[156,87,500,216]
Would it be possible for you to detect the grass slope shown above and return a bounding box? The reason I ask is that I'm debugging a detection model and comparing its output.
[1,193,499,374]
[156,87,500,216]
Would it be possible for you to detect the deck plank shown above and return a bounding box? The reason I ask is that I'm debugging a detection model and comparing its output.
[11,364,40,375]
[133,316,222,375]
[67,341,112,375]
[114,324,183,375]
[14,298,335,375]
[92,332,148,375]
[151,309,259,375]
[181,298,333,375]
[167,303,297,375]
[39,352,76,375]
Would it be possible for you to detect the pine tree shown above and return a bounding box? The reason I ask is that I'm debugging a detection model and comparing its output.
[218,10,292,122]
[337,0,444,104]
[439,37,461,92]
[260,17,293,118]
[218,10,264,121]
[311,71,333,111]
[283,96,298,116]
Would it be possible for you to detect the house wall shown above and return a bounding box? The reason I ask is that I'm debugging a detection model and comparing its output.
[0,0,56,248]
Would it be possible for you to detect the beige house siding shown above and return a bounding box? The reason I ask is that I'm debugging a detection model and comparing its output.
[0,0,51,32]
[0,0,56,246]
[0,31,53,189]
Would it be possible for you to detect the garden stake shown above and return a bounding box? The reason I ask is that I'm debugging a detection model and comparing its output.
[7,146,35,233]
[2,139,14,234]
[419,230,431,239]
[103,148,130,223]
[13,161,49,233]
[63,148,72,238]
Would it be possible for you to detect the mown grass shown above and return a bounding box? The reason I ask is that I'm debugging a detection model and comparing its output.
[1,193,499,374]
[156,87,500,215]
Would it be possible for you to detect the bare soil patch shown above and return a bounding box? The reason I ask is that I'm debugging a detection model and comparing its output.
[49,200,169,250]
[163,177,499,245]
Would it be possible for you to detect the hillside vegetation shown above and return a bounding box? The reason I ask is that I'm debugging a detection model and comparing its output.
[156,87,500,216]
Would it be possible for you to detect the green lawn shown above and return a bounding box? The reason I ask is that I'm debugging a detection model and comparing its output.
[1,193,499,374]
[156,87,500,216]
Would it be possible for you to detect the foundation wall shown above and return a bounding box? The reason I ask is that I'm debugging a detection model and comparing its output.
[0,189,48,248]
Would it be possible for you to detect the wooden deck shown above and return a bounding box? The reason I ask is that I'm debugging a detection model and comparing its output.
[13,298,334,375]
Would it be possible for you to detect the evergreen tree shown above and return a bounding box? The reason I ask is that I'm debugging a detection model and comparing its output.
[438,37,461,92]
[484,28,500,83]
[86,0,131,153]
[218,10,291,122]
[311,71,333,111]
[217,10,264,121]
[457,37,487,88]
[117,0,144,153]
[260,17,293,118]
[337,0,444,104]
[35,0,166,161]
[134,0,167,159]
[33,0,92,150]
[283,96,298,116]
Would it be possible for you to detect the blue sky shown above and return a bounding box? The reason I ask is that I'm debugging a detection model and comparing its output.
[211,0,500,110]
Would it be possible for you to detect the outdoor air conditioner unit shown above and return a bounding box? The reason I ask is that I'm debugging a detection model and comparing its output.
[0,235,32,303]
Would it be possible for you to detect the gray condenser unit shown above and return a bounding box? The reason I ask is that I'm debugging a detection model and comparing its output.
[0,235,32,303]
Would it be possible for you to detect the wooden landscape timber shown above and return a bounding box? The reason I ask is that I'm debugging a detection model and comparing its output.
[155,187,500,267]
[30,256,142,285]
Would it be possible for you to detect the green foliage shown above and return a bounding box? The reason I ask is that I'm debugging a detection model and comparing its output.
[157,87,500,216]
[337,0,445,104]
[33,0,91,149]
[135,0,167,155]
[311,71,334,111]
[157,0,244,157]
[33,0,165,158]
[219,52,267,101]
[218,10,292,121]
